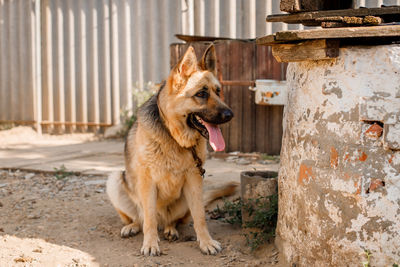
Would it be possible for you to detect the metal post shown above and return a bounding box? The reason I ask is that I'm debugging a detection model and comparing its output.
[35,0,42,134]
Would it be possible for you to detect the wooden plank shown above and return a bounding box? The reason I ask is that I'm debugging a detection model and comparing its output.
[227,41,243,152]
[280,0,301,13]
[256,34,278,46]
[241,42,255,153]
[271,106,284,155]
[270,51,285,155]
[255,45,269,153]
[216,42,231,152]
[276,25,400,41]
[254,44,286,155]
[266,6,400,23]
[175,34,253,43]
[281,0,354,13]
[257,25,400,46]
[272,39,339,62]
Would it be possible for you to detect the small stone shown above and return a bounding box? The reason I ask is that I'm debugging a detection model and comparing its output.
[95,188,104,193]
[226,156,239,162]
[24,173,35,180]
[258,160,276,165]
[84,180,107,186]
[0,201,3,207]
[0,228,4,232]
[0,183,7,188]
[32,248,42,253]
[27,214,40,219]
[236,158,251,165]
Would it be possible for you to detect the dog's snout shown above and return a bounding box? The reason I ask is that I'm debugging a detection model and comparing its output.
[220,109,233,123]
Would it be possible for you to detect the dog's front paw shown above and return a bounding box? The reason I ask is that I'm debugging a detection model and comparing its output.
[199,239,221,255]
[120,223,140,238]
[141,240,160,256]
[164,226,179,241]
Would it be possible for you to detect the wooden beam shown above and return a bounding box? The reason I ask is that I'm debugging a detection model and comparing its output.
[256,34,278,46]
[266,6,400,24]
[271,39,339,62]
[280,0,301,13]
[280,0,354,13]
[275,25,400,41]
[256,25,400,45]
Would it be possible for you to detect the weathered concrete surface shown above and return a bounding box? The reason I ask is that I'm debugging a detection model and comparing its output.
[277,45,400,266]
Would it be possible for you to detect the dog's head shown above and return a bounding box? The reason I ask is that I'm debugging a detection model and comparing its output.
[160,45,233,151]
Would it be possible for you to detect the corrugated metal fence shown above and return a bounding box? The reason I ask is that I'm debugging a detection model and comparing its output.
[0,0,396,133]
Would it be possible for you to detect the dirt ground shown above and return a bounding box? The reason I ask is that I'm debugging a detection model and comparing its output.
[0,127,283,266]
[0,169,281,267]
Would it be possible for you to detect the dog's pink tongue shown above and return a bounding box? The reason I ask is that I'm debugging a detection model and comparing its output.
[203,122,225,151]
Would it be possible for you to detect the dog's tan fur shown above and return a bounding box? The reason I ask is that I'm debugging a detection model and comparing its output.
[107,45,235,256]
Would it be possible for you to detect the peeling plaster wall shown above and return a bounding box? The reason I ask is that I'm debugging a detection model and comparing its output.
[277,45,400,266]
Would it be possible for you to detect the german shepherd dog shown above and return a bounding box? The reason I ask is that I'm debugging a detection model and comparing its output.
[107,45,234,256]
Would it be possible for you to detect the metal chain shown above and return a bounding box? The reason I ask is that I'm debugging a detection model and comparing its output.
[190,146,205,178]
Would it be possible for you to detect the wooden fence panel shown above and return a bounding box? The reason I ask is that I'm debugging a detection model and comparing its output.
[170,40,286,154]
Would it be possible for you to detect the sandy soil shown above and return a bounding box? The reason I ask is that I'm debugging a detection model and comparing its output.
[0,169,281,267]
[0,127,282,266]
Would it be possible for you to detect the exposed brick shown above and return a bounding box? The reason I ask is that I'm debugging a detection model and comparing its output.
[330,146,338,168]
[365,123,383,139]
[368,179,385,192]
[298,163,314,185]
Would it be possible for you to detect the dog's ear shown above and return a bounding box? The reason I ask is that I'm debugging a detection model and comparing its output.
[200,45,217,75]
[178,46,198,77]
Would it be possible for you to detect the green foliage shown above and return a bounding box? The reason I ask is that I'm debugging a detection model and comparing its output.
[54,164,73,180]
[120,109,137,133]
[243,194,278,250]
[212,199,243,225]
[362,250,372,267]
[0,123,15,131]
[211,194,279,251]
[119,82,158,137]
[260,154,280,162]
[393,264,399,267]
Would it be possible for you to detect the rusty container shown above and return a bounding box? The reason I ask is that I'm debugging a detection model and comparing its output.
[240,171,278,222]
[276,44,400,266]
[240,171,278,242]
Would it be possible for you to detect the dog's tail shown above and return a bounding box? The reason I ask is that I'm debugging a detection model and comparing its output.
[203,182,239,207]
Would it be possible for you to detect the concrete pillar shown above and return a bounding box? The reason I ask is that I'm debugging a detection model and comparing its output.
[277,44,400,266]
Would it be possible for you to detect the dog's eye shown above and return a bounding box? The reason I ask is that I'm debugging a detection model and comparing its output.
[216,87,221,96]
[195,89,209,99]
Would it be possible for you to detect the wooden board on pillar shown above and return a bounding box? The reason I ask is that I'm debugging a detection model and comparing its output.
[280,0,354,13]
[271,39,339,62]
[267,6,400,24]
[257,25,400,46]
